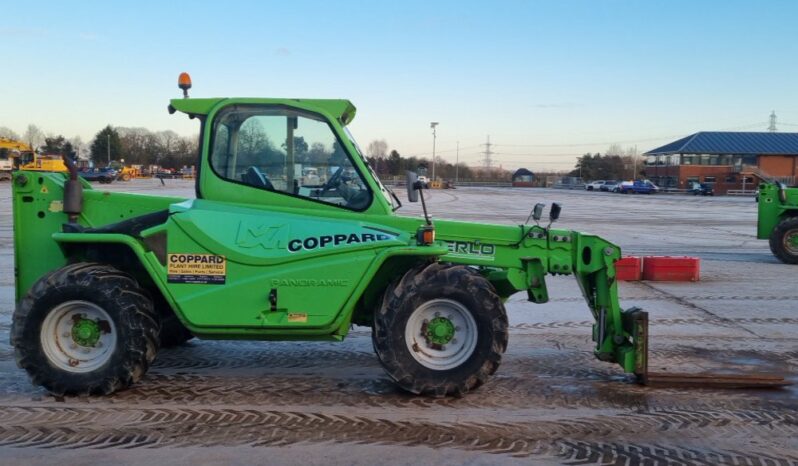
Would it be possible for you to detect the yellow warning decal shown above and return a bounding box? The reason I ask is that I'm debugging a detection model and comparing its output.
[167,254,226,284]
[287,313,308,323]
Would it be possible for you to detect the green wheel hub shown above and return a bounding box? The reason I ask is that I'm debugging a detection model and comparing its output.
[425,317,455,345]
[71,318,101,347]
[785,229,798,254]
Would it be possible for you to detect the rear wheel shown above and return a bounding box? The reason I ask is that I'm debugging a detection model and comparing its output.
[373,263,508,397]
[769,216,798,264]
[11,263,160,395]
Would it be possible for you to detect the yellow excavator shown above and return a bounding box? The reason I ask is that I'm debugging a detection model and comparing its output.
[0,138,67,180]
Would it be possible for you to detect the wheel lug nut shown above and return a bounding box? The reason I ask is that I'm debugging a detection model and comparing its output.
[455,327,461,331]
[63,332,71,338]
[452,339,457,344]
[434,312,440,317]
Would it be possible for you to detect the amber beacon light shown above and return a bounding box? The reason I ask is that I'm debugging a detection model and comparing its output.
[178,72,192,98]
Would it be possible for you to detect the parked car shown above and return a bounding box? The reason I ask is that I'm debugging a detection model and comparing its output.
[78,167,117,184]
[617,180,659,194]
[689,182,714,196]
[600,180,619,192]
[417,175,429,188]
[585,180,606,191]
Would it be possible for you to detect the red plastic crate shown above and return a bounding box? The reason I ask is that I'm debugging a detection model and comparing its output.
[615,256,642,281]
[642,256,700,282]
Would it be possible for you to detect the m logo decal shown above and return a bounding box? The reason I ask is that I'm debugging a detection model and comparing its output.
[236,222,289,249]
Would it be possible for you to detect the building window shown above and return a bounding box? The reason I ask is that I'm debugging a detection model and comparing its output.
[725,175,736,183]
[704,176,716,183]
[686,176,699,183]
[682,155,695,165]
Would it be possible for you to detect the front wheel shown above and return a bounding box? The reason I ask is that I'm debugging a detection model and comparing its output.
[373,263,508,397]
[769,216,798,264]
[11,263,160,395]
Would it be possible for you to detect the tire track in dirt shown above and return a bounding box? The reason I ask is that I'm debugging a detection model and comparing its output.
[12,371,782,412]
[0,405,794,462]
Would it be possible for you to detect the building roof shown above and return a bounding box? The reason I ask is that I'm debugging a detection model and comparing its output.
[645,132,798,156]
[512,168,534,178]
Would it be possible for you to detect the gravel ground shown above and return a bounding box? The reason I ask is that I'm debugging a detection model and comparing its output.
[0,179,795,465]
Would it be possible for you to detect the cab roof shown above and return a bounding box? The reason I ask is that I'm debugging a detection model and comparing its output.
[169,98,357,125]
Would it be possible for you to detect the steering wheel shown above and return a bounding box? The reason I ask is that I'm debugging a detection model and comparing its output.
[244,166,274,191]
[319,166,344,196]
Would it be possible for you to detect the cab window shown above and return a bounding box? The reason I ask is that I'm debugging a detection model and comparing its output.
[210,106,371,210]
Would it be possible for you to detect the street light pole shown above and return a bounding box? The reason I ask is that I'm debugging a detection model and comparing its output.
[430,122,439,180]
[455,140,459,183]
[107,133,111,166]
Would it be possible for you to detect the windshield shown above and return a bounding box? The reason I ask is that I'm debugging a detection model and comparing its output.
[210,106,372,211]
[343,127,398,209]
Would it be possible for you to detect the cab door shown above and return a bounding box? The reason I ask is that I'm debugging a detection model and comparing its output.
[164,105,404,331]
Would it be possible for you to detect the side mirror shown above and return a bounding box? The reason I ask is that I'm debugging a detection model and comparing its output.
[549,203,562,222]
[532,203,545,221]
[406,171,419,203]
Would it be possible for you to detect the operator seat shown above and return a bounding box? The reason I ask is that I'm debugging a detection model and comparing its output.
[243,166,274,191]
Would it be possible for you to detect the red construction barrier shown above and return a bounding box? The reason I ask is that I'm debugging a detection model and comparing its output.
[615,256,642,281]
[642,256,700,282]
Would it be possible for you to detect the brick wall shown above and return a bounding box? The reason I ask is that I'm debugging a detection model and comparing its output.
[759,155,797,177]
[645,154,797,194]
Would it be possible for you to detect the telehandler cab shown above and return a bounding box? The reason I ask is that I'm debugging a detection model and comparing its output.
[758,182,798,264]
[10,74,654,397]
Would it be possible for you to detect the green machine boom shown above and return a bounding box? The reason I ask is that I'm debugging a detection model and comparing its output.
[10,76,648,397]
[757,182,798,264]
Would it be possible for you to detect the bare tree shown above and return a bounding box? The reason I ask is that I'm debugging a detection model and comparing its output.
[0,127,20,140]
[606,143,624,156]
[367,139,388,174]
[69,135,86,159]
[23,124,45,150]
[367,139,388,159]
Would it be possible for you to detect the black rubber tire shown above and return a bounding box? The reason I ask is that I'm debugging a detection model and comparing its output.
[11,262,160,395]
[373,263,508,397]
[769,216,798,264]
[159,311,194,347]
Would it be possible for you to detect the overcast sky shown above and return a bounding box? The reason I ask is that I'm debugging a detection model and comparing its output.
[2,0,797,170]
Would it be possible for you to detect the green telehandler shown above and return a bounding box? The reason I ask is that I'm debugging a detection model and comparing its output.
[13,74,739,397]
[757,182,798,264]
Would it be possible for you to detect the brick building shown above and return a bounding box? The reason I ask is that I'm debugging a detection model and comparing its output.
[644,132,798,194]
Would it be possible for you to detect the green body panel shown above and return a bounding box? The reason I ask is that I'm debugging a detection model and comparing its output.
[757,182,798,240]
[11,172,182,301]
[11,96,642,375]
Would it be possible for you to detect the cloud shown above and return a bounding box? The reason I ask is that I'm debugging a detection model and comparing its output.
[274,47,291,57]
